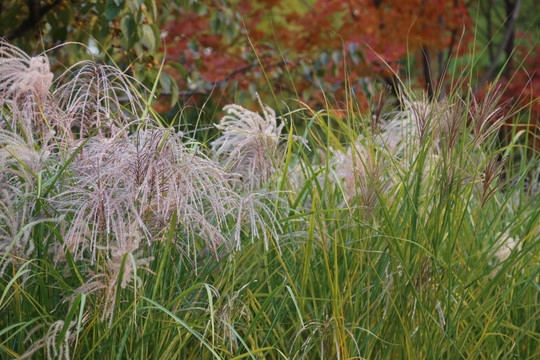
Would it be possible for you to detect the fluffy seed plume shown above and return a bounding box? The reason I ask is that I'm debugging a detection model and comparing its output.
[467,85,508,147]
[333,142,389,214]
[53,60,147,141]
[377,98,457,158]
[19,319,78,360]
[0,187,33,277]
[212,94,285,189]
[0,39,53,107]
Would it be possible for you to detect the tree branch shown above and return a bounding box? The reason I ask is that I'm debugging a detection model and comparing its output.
[486,0,494,62]
[435,0,463,98]
[477,0,522,89]
[6,0,62,41]
[174,59,288,99]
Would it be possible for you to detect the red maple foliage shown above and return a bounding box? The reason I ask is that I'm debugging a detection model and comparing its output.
[161,0,472,111]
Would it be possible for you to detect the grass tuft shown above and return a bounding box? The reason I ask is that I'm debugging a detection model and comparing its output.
[0,40,538,359]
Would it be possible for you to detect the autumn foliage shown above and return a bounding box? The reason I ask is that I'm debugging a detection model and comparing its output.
[0,0,536,136]
[163,0,471,108]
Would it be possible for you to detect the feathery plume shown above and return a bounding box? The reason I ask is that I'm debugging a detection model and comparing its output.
[20,319,77,360]
[53,61,147,140]
[468,85,508,147]
[212,94,285,189]
[0,39,53,107]
[333,142,389,214]
[0,187,33,277]
[234,191,283,251]
[0,128,52,186]
[377,98,457,158]
[55,128,241,263]
[54,137,137,262]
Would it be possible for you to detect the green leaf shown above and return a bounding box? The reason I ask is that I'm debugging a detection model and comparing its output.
[170,81,179,108]
[141,297,222,360]
[127,0,144,12]
[159,72,172,94]
[331,50,341,64]
[57,294,84,349]
[105,0,124,21]
[187,40,198,53]
[121,14,137,46]
[319,52,329,66]
[168,61,188,78]
[210,17,221,34]
[142,24,156,51]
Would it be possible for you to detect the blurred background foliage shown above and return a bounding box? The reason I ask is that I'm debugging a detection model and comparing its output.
[0,0,538,136]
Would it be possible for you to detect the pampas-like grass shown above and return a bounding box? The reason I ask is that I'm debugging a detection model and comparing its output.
[70,222,154,326]
[54,137,138,262]
[53,61,146,140]
[19,320,77,360]
[53,123,285,267]
[331,141,390,217]
[375,98,459,159]
[234,190,283,251]
[0,187,34,277]
[0,39,55,137]
[0,37,537,360]
[0,40,286,270]
[212,94,285,189]
[0,39,53,108]
[0,41,285,334]
[0,128,52,186]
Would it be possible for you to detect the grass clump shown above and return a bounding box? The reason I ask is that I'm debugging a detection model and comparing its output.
[0,40,538,359]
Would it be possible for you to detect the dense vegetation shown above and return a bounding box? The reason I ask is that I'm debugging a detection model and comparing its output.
[0,37,538,358]
[1,1,539,115]
[0,1,539,359]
